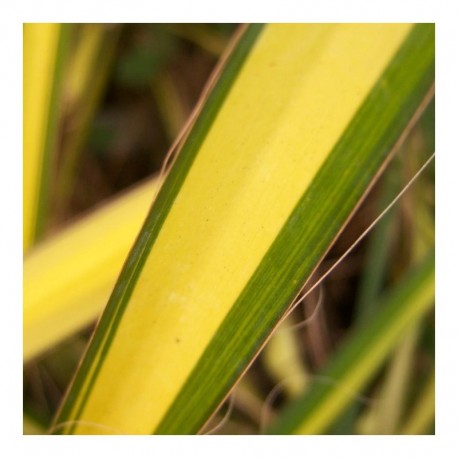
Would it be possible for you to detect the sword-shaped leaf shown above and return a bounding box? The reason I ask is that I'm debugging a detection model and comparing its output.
[51,23,434,435]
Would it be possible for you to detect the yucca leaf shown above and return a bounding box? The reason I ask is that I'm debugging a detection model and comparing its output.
[52,23,434,435]
[23,23,71,251]
[269,251,434,434]
[23,178,159,361]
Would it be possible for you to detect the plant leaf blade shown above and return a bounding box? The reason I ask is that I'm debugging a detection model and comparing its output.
[51,23,434,435]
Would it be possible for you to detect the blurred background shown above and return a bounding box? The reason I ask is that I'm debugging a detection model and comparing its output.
[23,24,434,435]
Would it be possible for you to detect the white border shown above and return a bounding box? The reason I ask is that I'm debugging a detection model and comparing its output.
[2,1,457,456]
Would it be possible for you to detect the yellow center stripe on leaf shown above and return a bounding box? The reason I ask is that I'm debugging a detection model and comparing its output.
[70,24,412,434]
[23,178,159,361]
[23,23,61,251]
